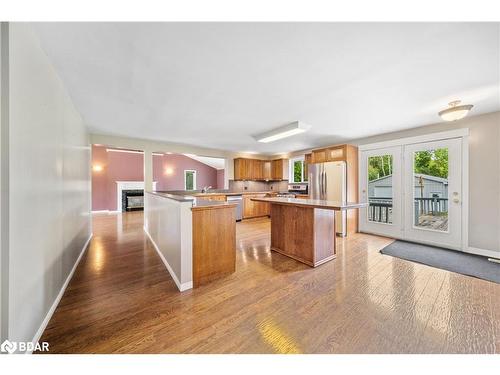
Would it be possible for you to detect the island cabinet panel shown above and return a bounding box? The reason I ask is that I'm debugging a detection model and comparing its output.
[270,204,335,267]
[192,206,236,287]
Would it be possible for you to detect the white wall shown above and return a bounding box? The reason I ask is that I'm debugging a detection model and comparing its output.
[4,23,91,348]
[144,193,193,291]
[0,22,9,343]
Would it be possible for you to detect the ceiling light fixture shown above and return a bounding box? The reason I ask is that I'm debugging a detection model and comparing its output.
[438,100,473,122]
[254,121,311,143]
[106,148,144,154]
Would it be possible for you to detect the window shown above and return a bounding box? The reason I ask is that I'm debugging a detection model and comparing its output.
[290,157,305,183]
[184,170,197,190]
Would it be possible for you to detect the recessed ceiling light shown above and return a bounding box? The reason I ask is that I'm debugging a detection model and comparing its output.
[254,121,311,143]
[438,100,473,121]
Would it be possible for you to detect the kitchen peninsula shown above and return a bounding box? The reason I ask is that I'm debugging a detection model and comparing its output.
[251,197,367,267]
[144,192,237,291]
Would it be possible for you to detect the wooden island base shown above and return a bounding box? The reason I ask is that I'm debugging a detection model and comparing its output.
[270,204,336,267]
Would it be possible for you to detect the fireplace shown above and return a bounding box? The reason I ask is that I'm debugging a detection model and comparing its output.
[122,189,144,211]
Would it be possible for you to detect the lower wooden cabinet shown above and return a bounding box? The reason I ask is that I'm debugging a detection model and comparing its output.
[243,194,270,219]
[201,195,227,202]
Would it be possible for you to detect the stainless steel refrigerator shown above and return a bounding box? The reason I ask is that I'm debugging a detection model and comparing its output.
[309,161,347,236]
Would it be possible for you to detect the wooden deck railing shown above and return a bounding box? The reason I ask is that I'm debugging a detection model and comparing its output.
[367,197,448,224]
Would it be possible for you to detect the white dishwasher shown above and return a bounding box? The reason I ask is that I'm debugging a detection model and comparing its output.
[226,195,243,221]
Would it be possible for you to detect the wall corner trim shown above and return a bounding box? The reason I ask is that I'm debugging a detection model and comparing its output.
[27,233,93,354]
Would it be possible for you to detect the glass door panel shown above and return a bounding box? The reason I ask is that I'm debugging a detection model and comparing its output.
[359,146,402,238]
[404,139,462,249]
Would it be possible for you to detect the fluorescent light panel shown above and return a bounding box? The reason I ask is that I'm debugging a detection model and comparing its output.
[106,148,143,154]
[255,121,311,143]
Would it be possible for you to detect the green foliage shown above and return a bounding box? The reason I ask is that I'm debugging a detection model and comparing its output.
[414,148,448,178]
[185,171,194,190]
[368,155,393,181]
[367,148,448,182]
[293,160,303,182]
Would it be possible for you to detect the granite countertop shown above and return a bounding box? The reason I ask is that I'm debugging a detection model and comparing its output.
[156,190,277,197]
[146,191,238,210]
[250,197,367,210]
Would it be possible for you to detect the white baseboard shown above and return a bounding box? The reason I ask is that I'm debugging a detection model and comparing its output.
[91,210,109,214]
[466,246,500,259]
[27,233,93,354]
[143,226,192,292]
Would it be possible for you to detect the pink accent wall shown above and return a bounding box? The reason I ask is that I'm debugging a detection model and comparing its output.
[91,145,144,211]
[153,153,222,191]
[217,169,225,189]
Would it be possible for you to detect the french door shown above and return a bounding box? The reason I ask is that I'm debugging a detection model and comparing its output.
[359,146,402,238]
[403,138,462,249]
[360,137,464,250]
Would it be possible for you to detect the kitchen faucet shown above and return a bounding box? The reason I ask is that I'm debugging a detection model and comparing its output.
[201,186,212,193]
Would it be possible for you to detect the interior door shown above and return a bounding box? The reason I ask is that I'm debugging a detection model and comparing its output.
[359,146,402,238]
[403,138,462,249]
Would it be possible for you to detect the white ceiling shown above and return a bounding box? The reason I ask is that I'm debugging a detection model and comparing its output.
[33,23,500,154]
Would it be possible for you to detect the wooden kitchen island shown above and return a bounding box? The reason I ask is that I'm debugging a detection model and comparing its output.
[251,197,367,267]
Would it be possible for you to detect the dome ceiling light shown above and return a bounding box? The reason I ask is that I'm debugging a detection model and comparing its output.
[438,100,473,122]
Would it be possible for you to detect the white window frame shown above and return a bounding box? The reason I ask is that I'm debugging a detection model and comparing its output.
[289,156,305,183]
[184,170,197,190]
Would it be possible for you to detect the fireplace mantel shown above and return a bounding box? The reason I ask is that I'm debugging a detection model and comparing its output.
[116,181,157,212]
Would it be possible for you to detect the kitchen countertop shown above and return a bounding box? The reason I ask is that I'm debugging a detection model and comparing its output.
[251,197,367,211]
[157,190,277,197]
[146,191,237,210]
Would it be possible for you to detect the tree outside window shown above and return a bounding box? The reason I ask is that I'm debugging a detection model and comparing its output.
[290,157,305,183]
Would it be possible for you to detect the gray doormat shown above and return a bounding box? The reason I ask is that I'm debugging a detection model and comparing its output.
[380,240,500,284]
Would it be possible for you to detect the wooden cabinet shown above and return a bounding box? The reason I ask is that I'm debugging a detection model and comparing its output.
[311,149,327,163]
[234,158,250,180]
[243,194,270,219]
[327,145,345,161]
[201,195,226,202]
[263,161,272,180]
[304,153,312,181]
[271,159,286,180]
[234,158,288,181]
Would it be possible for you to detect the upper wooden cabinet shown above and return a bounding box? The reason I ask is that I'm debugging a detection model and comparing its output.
[234,158,250,180]
[304,153,312,181]
[263,160,272,180]
[271,159,285,180]
[311,145,348,163]
[234,158,288,181]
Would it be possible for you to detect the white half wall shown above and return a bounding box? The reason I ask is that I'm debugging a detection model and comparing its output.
[5,23,91,348]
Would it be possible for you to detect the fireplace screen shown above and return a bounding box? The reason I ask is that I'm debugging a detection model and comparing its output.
[122,189,144,211]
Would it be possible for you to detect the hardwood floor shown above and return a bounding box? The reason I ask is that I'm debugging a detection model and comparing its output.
[37,212,500,354]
